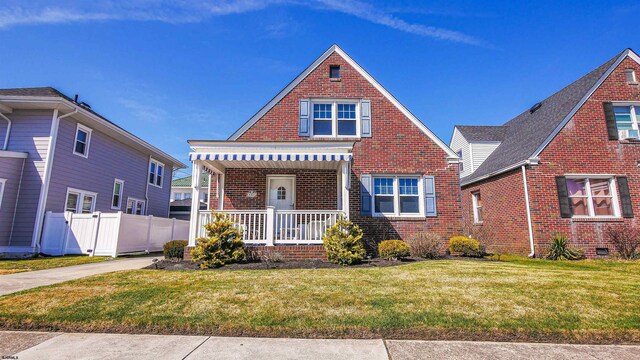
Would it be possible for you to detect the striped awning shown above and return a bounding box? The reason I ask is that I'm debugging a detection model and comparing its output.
[189,153,352,162]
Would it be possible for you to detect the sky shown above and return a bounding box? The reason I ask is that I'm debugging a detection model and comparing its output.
[1,1,639,178]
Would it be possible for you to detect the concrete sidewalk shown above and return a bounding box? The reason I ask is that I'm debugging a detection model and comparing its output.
[1,331,639,360]
[0,256,155,296]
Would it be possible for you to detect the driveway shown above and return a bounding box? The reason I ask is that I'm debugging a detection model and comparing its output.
[0,256,155,296]
[1,331,639,360]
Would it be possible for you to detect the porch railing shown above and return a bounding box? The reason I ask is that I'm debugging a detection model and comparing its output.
[197,208,344,245]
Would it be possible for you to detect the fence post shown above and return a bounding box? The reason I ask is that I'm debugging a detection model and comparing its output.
[62,211,73,256]
[146,215,153,253]
[266,206,275,246]
[89,212,101,257]
[113,212,122,257]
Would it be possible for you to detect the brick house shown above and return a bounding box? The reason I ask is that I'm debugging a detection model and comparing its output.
[450,48,640,258]
[186,44,461,259]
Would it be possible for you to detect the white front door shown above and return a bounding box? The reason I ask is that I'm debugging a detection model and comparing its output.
[267,176,295,210]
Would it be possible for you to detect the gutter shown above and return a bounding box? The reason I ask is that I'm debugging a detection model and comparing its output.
[521,165,535,257]
[461,158,540,187]
[0,112,11,150]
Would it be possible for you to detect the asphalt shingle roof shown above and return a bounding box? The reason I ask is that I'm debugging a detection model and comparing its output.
[456,125,508,142]
[461,51,624,185]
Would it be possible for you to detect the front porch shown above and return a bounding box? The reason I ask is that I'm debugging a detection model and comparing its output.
[186,141,353,248]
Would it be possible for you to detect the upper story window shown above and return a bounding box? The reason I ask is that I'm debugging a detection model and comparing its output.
[111,179,124,210]
[625,69,637,83]
[472,191,483,223]
[330,65,341,79]
[566,177,619,218]
[373,176,423,217]
[73,123,92,158]
[311,100,360,137]
[0,178,6,209]
[614,105,640,139]
[65,188,96,214]
[457,150,464,172]
[149,159,164,188]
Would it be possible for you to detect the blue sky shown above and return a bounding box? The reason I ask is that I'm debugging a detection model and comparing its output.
[1,1,638,177]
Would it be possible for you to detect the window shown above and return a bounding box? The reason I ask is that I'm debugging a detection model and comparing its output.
[330,65,341,79]
[566,177,618,217]
[614,105,640,139]
[112,179,124,209]
[149,159,164,187]
[173,193,182,201]
[64,188,96,214]
[277,186,286,200]
[0,178,6,209]
[73,124,92,157]
[625,69,637,83]
[373,176,424,216]
[472,191,483,223]
[311,100,360,137]
[457,150,464,172]
[126,198,146,215]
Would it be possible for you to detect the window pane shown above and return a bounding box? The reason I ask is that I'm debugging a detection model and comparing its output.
[569,197,589,216]
[74,141,86,155]
[400,196,419,213]
[399,178,418,195]
[313,120,332,135]
[476,208,483,222]
[338,120,356,135]
[126,199,134,214]
[82,195,93,213]
[136,201,144,215]
[590,179,610,197]
[566,179,586,196]
[157,165,163,177]
[313,104,332,119]
[66,193,79,212]
[337,104,356,119]
[614,106,634,130]
[375,196,394,213]
[156,174,162,186]
[112,194,120,208]
[330,65,340,79]
[76,130,87,143]
[593,197,613,216]
[374,178,394,195]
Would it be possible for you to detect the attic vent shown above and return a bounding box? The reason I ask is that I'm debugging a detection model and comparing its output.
[529,102,542,114]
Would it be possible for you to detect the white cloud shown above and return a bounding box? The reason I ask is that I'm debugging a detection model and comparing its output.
[0,0,483,45]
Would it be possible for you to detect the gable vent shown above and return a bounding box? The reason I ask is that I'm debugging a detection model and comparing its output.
[529,102,542,114]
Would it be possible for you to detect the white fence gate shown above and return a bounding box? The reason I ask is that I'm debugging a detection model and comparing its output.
[40,211,189,257]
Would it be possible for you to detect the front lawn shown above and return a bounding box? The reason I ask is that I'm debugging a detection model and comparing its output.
[0,255,112,275]
[0,257,638,343]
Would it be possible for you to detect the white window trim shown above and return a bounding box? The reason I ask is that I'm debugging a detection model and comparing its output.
[0,178,6,209]
[126,197,146,215]
[472,191,483,224]
[310,99,361,138]
[372,175,424,217]
[565,175,621,218]
[148,158,164,188]
[111,179,125,210]
[64,187,97,213]
[613,102,640,139]
[73,123,92,158]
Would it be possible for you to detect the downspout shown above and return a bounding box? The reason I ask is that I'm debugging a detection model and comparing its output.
[0,112,11,150]
[522,165,535,257]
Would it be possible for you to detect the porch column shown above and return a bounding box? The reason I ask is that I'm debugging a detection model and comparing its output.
[188,160,203,247]
[340,161,350,219]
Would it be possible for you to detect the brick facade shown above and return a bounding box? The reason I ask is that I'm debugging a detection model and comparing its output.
[462,56,640,257]
[184,245,327,261]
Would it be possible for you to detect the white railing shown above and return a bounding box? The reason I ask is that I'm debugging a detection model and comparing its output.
[198,208,344,245]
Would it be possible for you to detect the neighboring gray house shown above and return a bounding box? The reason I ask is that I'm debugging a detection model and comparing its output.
[449,126,507,178]
[0,87,186,256]
[169,173,209,220]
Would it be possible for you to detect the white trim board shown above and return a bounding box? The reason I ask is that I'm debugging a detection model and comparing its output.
[227,44,458,159]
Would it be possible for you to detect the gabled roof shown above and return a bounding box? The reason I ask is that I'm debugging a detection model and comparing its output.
[461,48,639,186]
[172,173,210,187]
[228,44,458,159]
[455,125,508,142]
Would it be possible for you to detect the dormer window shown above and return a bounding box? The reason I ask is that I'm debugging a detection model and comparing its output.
[330,65,341,80]
[625,69,637,83]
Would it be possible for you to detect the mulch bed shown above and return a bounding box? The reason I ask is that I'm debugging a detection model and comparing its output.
[144,257,429,271]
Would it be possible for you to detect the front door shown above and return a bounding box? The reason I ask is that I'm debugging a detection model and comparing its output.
[267,176,295,210]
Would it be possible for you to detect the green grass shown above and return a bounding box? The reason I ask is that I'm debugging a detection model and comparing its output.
[0,257,639,343]
[0,255,113,275]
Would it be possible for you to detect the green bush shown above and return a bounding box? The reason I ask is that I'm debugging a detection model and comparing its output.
[191,213,246,268]
[322,217,366,265]
[378,240,411,260]
[449,236,481,257]
[546,234,585,260]
[163,240,188,260]
[405,232,442,259]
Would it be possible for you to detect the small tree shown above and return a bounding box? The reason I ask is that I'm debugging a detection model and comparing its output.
[605,225,640,260]
[323,217,366,265]
[191,213,246,268]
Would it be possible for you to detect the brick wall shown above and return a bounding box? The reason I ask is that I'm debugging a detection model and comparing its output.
[462,56,640,257]
[184,245,326,261]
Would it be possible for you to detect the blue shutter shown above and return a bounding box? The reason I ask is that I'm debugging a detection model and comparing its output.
[299,99,310,137]
[360,174,372,216]
[361,100,372,137]
[424,175,437,217]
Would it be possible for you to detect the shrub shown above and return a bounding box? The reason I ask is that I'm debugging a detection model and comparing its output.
[449,236,481,257]
[545,234,585,260]
[406,232,442,259]
[323,217,366,265]
[163,240,188,260]
[378,240,411,260]
[605,225,640,260]
[191,213,246,268]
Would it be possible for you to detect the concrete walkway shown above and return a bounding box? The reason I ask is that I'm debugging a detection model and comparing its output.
[0,256,155,296]
[1,331,638,360]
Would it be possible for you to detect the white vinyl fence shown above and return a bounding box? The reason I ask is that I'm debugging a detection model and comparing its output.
[40,211,189,257]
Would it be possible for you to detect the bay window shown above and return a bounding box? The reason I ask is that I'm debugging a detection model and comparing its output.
[373,176,424,216]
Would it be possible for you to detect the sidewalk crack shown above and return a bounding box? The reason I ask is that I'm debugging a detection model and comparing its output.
[182,335,210,360]
[382,338,392,360]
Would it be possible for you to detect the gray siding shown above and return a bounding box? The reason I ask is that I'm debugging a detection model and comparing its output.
[5,110,53,246]
[0,119,8,149]
[449,128,473,178]
[0,157,25,246]
[470,142,501,172]
[46,116,172,217]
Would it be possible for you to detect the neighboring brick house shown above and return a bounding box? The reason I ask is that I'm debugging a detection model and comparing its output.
[450,48,640,258]
[186,44,462,259]
[0,87,185,257]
